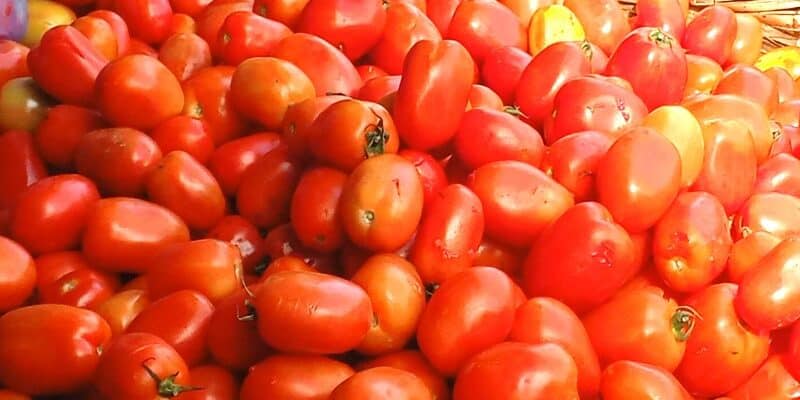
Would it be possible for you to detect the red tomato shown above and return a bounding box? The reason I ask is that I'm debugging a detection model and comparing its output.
[0,131,47,219]
[714,64,779,115]
[454,108,544,170]
[0,40,29,88]
[480,45,531,105]
[358,75,402,103]
[289,167,347,254]
[34,105,107,170]
[282,94,348,160]
[182,364,238,400]
[596,127,682,233]
[473,236,525,279]
[675,283,770,397]
[453,342,580,400]
[206,215,265,274]
[684,54,724,96]
[356,65,387,82]
[563,0,630,55]
[240,354,353,400]
[369,2,441,75]
[446,0,525,65]
[542,130,614,202]
[515,40,592,129]
[754,153,800,197]
[208,132,282,196]
[236,146,303,230]
[728,14,762,67]
[682,5,736,66]
[467,84,503,110]
[74,127,162,197]
[27,26,107,106]
[393,39,474,151]
[397,149,448,209]
[523,202,637,313]
[732,192,800,241]
[38,264,120,310]
[259,255,316,281]
[767,67,797,103]
[87,10,132,56]
[356,350,450,400]
[71,15,119,61]
[0,390,30,400]
[727,231,782,284]
[94,289,150,337]
[158,32,213,81]
[0,237,35,313]
[82,197,190,273]
[0,304,111,395]
[150,116,215,165]
[600,361,692,400]
[218,11,291,65]
[330,367,432,400]
[606,27,687,110]
[127,290,215,366]
[252,0,310,29]
[296,0,386,61]
[726,354,800,399]
[114,0,174,44]
[195,1,252,58]
[272,33,362,97]
[631,0,686,42]
[182,66,248,145]
[417,267,517,376]
[206,286,271,371]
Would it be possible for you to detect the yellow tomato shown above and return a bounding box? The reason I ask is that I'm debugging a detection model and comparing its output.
[22,0,76,47]
[528,4,585,56]
[642,106,705,188]
[0,77,53,132]
[755,47,800,80]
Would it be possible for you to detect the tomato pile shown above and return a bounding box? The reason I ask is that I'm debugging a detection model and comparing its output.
[3,0,800,398]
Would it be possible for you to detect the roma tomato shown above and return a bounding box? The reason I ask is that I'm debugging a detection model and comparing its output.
[675,284,770,397]
[727,231,782,284]
[527,4,585,56]
[732,192,800,241]
[87,10,131,56]
[541,130,615,202]
[473,236,525,278]
[37,263,120,309]
[206,215,265,274]
[728,14,762,66]
[94,289,150,337]
[445,0,526,65]
[0,304,111,396]
[523,202,637,314]
[0,40,29,89]
[114,0,174,44]
[641,105,705,187]
[480,45,531,105]
[236,146,303,230]
[150,116,215,165]
[82,197,190,273]
[356,350,450,400]
[271,33,363,97]
[296,0,386,61]
[252,0,310,29]
[217,11,291,66]
[563,0,630,55]
[453,342,580,400]
[685,54,724,96]
[240,354,353,400]
[682,5,737,66]
[158,32,213,81]
[0,130,47,214]
[182,365,238,400]
[0,78,52,133]
[182,66,248,145]
[369,2,441,75]
[357,65,388,81]
[206,286,271,371]
[397,149,448,209]
[358,75,402,103]
[330,367,432,400]
[726,354,800,399]
[767,67,797,104]
[282,94,348,160]
[606,27,687,110]
[290,167,347,254]
[208,132,283,196]
[631,0,685,42]
[714,64,779,115]
[754,153,800,197]
[195,1,252,58]
[253,270,372,354]
[0,237,35,313]
[34,105,107,170]
[417,267,517,376]
[467,83,503,110]
[393,39,474,151]
[71,16,118,61]
[600,361,692,400]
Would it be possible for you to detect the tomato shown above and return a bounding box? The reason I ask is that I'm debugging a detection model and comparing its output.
[0,130,47,218]
[74,128,162,197]
[240,354,353,400]
[540,130,614,202]
[417,267,517,376]
[126,38,159,56]
[728,14,762,67]
[726,354,800,399]
[369,2,440,75]
[467,84,503,110]
[21,0,76,48]
[733,192,800,241]
[358,75,402,103]
[509,297,601,398]
[684,54,723,96]
[454,342,580,400]
[93,332,194,400]
[282,94,348,160]
[206,285,271,371]
[480,45,531,105]
[274,34,362,97]
[34,105,106,170]
[82,197,190,273]
[583,286,696,371]
[546,75,648,144]
[356,64,387,82]
[641,105,705,187]
[339,154,424,252]
[262,223,338,274]
[446,0,525,66]
[0,304,111,395]
[296,0,386,61]
[252,0,309,29]
[727,231,782,284]
[356,350,450,400]
[27,26,107,107]
[714,64,779,115]
[682,5,736,66]
[288,167,347,254]
[38,263,120,309]
[236,146,303,230]
[181,364,237,400]
[767,67,798,104]
[114,0,173,44]
[95,289,150,337]
[397,149,448,209]
[258,255,315,281]
[393,39,474,151]
[631,0,685,42]
[195,1,251,59]
[606,27,687,110]
[330,367,432,400]
[0,78,53,134]
[206,215,265,274]
[472,237,524,279]
[527,4,585,57]
[158,32,212,81]
[515,41,592,130]
[207,132,281,196]
[0,390,30,400]
[0,40,28,88]
[170,12,195,35]
[600,361,691,399]
[182,66,248,145]
[754,153,800,197]
[217,11,291,66]
[87,10,132,56]
[71,16,118,61]
[0,237,35,313]
[563,0,629,55]
[150,116,215,165]
[127,290,214,367]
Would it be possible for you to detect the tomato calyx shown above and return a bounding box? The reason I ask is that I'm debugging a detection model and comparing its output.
[670,306,702,342]
[364,110,390,158]
[503,105,529,120]
[141,358,202,397]
[580,40,594,62]
[236,298,258,321]
[648,29,675,49]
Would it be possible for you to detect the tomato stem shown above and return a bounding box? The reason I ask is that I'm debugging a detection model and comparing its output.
[141,358,203,398]
[364,110,389,158]
[236,299,258,321]
[503,105,529,119]
[649,28,674,49]
[670,306,702,342]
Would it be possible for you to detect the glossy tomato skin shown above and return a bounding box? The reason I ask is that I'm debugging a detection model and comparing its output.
[600,361,692,400]
[445,0,526,66]
[290,167,347,254]
[480,45,531,105]
[27,25,107,107]
[150,116,216,165]
[754,153,800,197]
[218,11,291,66]
[733,192,800,241]
[563,0,630,56]
[330,367,432,400]
[252,0,310,29]
[236,146,304,230]
[0,40,30,89]
[468,160,574,248]
[206,286,271,371]
[397,149,448,209]
[272,33,363,97]
[0,131,47,220]
[158,32,213,82]
[675,283,770,397]
[523,202,637,314]
[208,132,282,196]
[542,130,615,202]
[206,215,265,274]
[454,108,544,170]
[631,0,686,42]
[114,0,174,44]
[606,27,687,110]
[454,342,580,400]
[82,197,190,273]
[71,15,119,61]
[393,39,475,151]
[282,94,348,160]
[356,350,450,400]
[240,354,354,400]
[9,174,100,255]
[715,65,779,115]
[182,66,249,145]
[685,54,724,96]
[369,2,441,75]
[417,267,517,376]
[94,289,149,337]
[37,264,120,310]
[34,105,107,170]
[682,5,737,66]
[296,0,386,61]
[468,83,503,110]
[0,237,35,313]
[726,354,800,399]
[181,364,238,400]
[0,304,111,396]
[87,10,131,56]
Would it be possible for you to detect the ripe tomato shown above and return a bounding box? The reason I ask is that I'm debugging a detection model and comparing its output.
[296,0,386,61]
[158,32,213,81]
[641,105,705,187]
[767,67,797,103]
[726,354,800,399]
[684,54,724,96]
[34,105,106,170]
[727,231,782,284]
[182,66,248,145]
[289,167,347,254]
[509,297,601,398]
[206,215,265,274]
[282,94,348,160]
[236,146,303,230]
[714,64,779,115]
[82,197,190,273]
[397,149,448,209]
[682,5,736,66]
[727,14,762,67]
[600,361,691,400]
[150,116,215,165]
[563,0,629,55]
[87,10,131,56]
[480,45,531,105]
[417,267,517,376]
[606,27,687,110]
[71,16,118,61]
[358,64,388,82]
[240,354,353,400]
[446,0,525,65]
[93,332,193,400]
[113,0,173,44]
[182,364,238,400]
[527,4,585,56]
[0,237,35,313]
[252,0,310,29]
[733,192,800,241]
[467,83,503,110]
[94,289,150,337]
[541,130,615,202]
[0,40,29,89]
[369,2,441,75]
[0,304,111,395]
[356,350,450,400]
[453,342,580,400]
[754,153,800,197]
[272,33,363,97]
[207,132,282,196]
[0,390,30,400]
[0,130,47,219]
[330,367,432,400]
[358,75,402,103]
[38,265,120,309]
[631,0,685,42]
[206,285,271,371]
[393,39,474,151]
[195,1,252,58]
[217,11,291,66]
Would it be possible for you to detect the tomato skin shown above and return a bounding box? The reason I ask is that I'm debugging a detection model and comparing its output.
[27,26,107,107]
[356,64,388,82]
[370,2,441,75]
[733,192,800,241]
[94,289,150,337]
[356,351,449,400]
[289,167,347,254]
[296,0,386,61]
[358,75,402,103]
[240,354,354,400]
[93,332,191,400]
[0,131,47,221]
[339,154,424,252]
[652,192,732,292]
[252,0,310,29]
[682,5,737,66]
[393,39,475,151]
[515,40,592,130]
[0,237,35,313]
[563,0,630,55]
[457,109,544,168]
[206,286,271,371]
[606,27,687,110]
[236,146,303,230]
[417,267,517,376]
[675,283,770,397]
[596,127,682,234]
[82,197,190,274]
[685,54,723,96]
[34,105,106,170]
[182,66,248,145]
[454,342,580,400]
[208,132,282,196]
[206,215,265,274]
[714,64,779,115]
[282,94,349,160]
[158,32,213,81]
[0,304,111,395]
[274,34,362,98]
[150,116,215,165]
[600,361,692,400]
[181,364,238,400]
[542,130,614,202]
[632,0,685,42]
[87,10,132,56]
[754,153,800,197]
[409,184,483,286]
[127,290,215,367]
[75,128,163,197]
[330,367,432,400]
[397,149,448,209]
[480,45,531,105]
[728,231,782,284]
[726,354,800,399]
[72,15,119,61]
[253,270,372,354]
[446,0,525,66]
[38,265,120,310]
[114,0,174,44]
[0,40,29,89]
[0,390,30,400]
[218,11,291,66]
[728,14,762,67]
